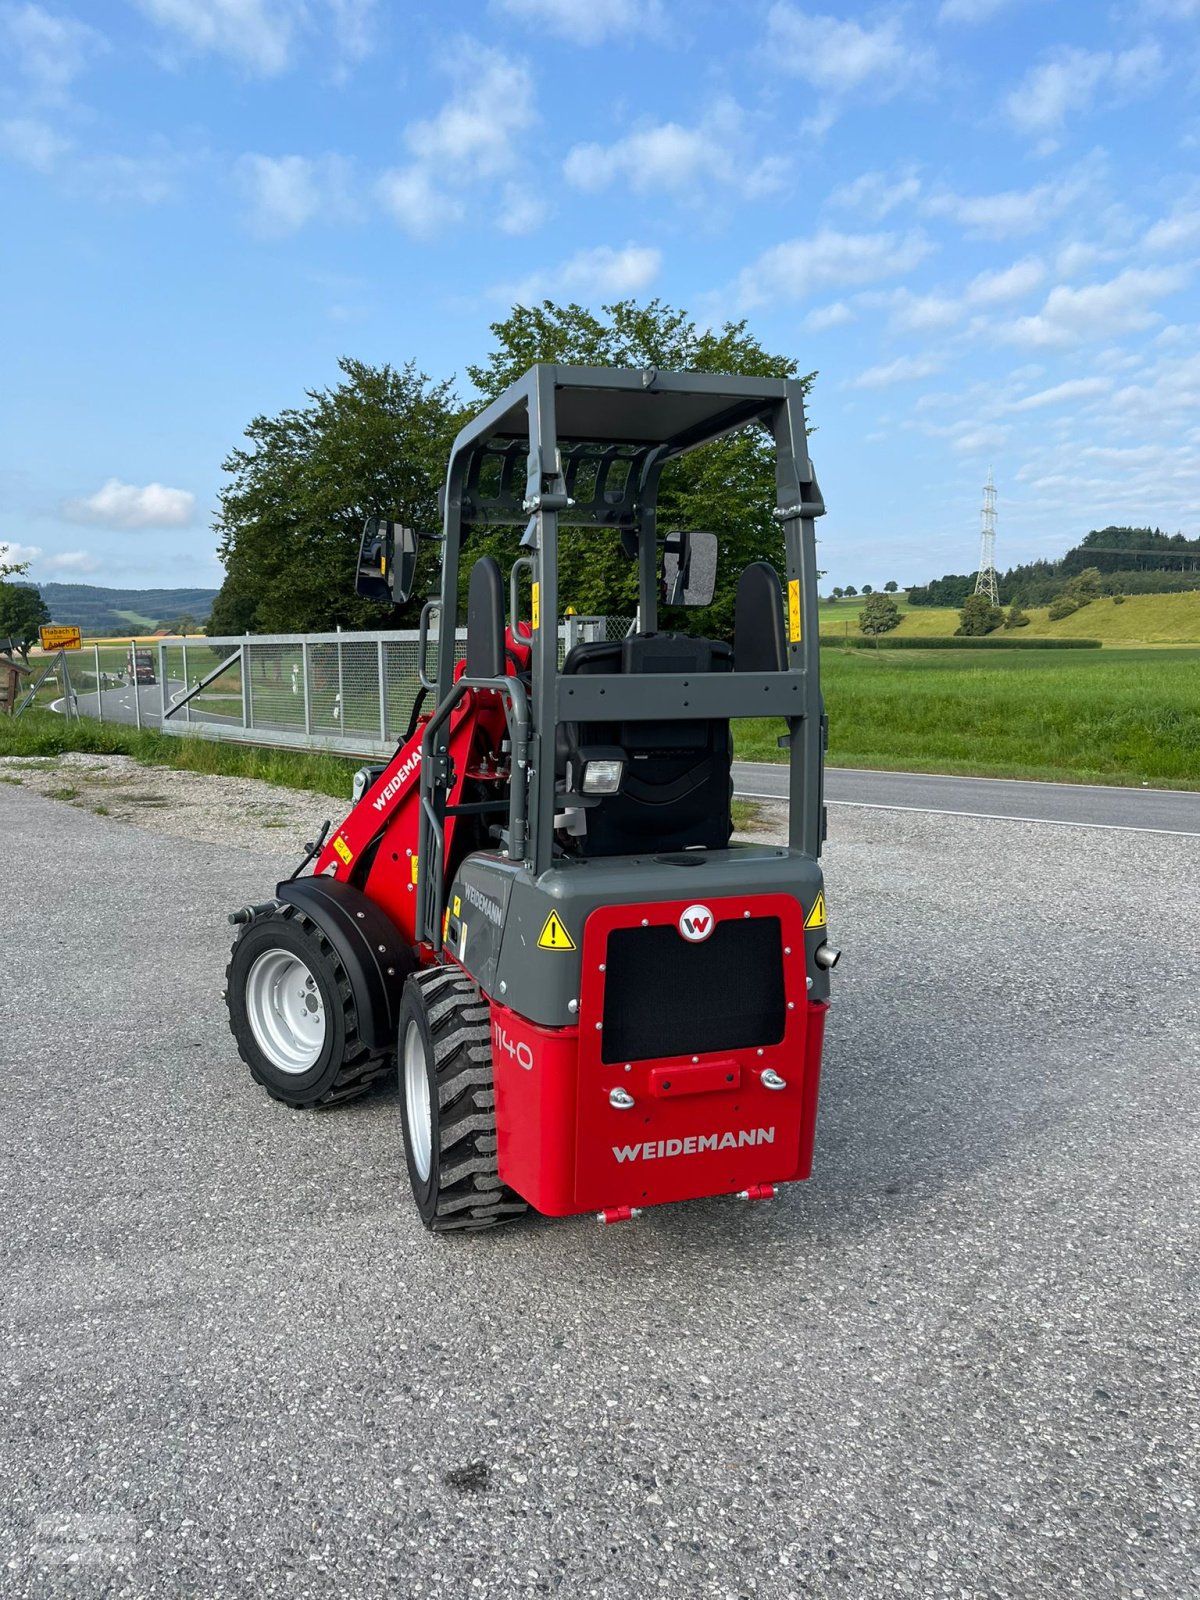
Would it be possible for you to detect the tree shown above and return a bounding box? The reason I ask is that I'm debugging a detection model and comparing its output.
[861,583,873,595]
[165,613,200,635]
[1003,603,1030,629]
[844,584,857,597]
[956,593,1003,636]
[211,358,460,634]
[0,554,50,659]
[1047,595,1079,621]
[466,299,816,637]
[831,586,844,599]
[883,580,899,593]
[858,592,901,636]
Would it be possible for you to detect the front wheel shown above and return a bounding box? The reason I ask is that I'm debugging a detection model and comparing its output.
[397,967,528,1232]
[226,905,391,1107]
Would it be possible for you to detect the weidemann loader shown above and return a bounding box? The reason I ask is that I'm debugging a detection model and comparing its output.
[226,365,839,1230]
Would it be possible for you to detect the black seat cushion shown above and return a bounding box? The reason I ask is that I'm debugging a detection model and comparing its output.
[558,633,733,857]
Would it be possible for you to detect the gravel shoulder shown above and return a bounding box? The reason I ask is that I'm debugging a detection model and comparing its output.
[0,751,339,863]
[1,774,1197,1599]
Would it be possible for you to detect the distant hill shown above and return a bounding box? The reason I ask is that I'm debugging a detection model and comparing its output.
[37,583,219,635]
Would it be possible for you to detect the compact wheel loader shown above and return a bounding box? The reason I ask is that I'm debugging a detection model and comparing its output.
[226,365,839,1230]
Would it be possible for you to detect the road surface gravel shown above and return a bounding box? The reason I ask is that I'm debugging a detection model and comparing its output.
[1,779,1197,1599]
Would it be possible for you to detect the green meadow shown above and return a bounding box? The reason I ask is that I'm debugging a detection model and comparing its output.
[738,647,1200,787]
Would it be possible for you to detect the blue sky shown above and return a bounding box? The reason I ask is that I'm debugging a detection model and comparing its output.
[1,0,1197,595]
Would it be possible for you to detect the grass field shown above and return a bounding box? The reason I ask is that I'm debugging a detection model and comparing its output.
[7,645,1198,793]
[737,647,1200,787]
[819,589,1200,646]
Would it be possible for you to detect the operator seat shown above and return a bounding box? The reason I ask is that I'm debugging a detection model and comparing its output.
[557,632,734,857]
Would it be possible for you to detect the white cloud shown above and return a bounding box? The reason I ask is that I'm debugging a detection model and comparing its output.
[803,300,855,331]
[766,5,933,94]
[404,43,533,180]
[134,0,299,75]
[849,355,943,389]
[61,479,195,529]
[1005,42,1163,141]
[828,166,921,221]
[563,103,785,201]
[1000,266,1189,347]
[1,2,105,91]
[491,0,662,45]
[376,164,464,239]
[497,183,546,236]
[42,549,100,573]
[1143,195,1200,253]
[498,243,662,304]
[377,42,536,240]
[1005,376,1112,411]
[0,541,42,566]
[951,425,1010,455]
[0,115,70,172]
[134,0,374,78]
[236,153,354,236]
[326,0,376,82]
[733,228,935,310]
[923,169,1093,239]
[966,257,1046,305]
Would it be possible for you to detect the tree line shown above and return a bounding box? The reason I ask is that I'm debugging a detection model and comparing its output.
[909,526,1200,610]
[207,300,816,642]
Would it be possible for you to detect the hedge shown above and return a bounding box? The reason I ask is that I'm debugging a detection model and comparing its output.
[819,635,1102,651]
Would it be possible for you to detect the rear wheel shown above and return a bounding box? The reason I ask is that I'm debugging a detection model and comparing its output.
[226,905,390,1107]
[398,967,528,1232]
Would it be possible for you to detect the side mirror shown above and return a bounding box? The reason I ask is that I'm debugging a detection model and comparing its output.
[356,518,419,605]
[661,530,718,607]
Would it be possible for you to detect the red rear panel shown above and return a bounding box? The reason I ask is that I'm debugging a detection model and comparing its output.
[490,892,828,1217]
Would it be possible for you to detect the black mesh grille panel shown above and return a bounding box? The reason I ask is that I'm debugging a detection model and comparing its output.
[601,917,786,1064]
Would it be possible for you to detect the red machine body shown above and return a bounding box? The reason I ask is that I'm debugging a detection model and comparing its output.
[488,893,827,1217]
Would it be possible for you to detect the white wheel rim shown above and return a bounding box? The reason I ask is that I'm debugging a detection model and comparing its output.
[404,1019,432,1182]
[245,949,326,1074]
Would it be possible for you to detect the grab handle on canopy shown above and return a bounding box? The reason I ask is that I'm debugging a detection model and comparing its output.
[509,557,535,644]
[416,598,440,691]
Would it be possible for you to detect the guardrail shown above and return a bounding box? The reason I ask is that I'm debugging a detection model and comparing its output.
[27,616,631,758]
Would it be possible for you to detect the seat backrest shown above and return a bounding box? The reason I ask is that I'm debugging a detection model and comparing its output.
[558,632,733,857]
[734,561,787,672]
[465,556,505,680]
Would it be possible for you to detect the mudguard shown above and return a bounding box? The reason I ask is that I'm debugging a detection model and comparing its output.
[275,876,416,1052]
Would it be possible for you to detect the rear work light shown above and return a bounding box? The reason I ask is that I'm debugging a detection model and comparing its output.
[581,758,624,795]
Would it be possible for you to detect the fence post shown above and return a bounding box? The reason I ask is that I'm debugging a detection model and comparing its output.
[336,628,344,730]
[94,643,103,723]
[301,641,312,738]
[58,651,72,720]
[181,637,191,724]
[130,641,142,729]
[377,638,388,745]
[244,638,253,729]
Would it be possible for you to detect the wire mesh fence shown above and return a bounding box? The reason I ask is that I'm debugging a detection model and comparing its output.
[19,616,634,757]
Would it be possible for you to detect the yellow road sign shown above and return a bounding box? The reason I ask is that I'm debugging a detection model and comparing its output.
[804,891,826,930]
[537,911,575,951]
[40,625,82,651]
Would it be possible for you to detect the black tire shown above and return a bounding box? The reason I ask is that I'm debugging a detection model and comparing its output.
[226,904,390,1108]
[397,967,528,1232]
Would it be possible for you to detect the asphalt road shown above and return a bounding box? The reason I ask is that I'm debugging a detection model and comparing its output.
[734,761,1200,836]
[2,788,1197,1599]
[61,679,242,729]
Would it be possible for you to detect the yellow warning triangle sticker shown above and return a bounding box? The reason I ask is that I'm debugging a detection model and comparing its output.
[804,891,827,931]
[537,911,576,951]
